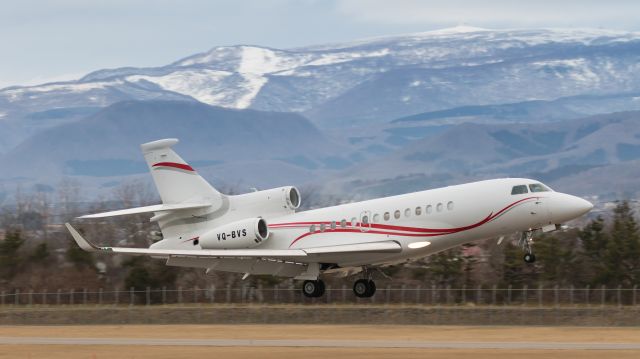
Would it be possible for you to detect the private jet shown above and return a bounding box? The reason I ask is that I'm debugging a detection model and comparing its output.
[66,138,593,298]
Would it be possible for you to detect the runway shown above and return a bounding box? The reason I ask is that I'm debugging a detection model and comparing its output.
[0,337,639,350]
[2,325,640,359]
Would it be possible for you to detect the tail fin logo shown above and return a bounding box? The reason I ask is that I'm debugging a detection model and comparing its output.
[152,162,195,172]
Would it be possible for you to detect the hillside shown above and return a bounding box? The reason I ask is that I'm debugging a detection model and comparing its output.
[325,111,640,199]
[0,100,346,194]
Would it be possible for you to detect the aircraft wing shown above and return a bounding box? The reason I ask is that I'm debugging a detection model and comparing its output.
[78,203,210,219]
[65,223,401,259]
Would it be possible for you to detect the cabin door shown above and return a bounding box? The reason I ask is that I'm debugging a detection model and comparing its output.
[359,210,372,232]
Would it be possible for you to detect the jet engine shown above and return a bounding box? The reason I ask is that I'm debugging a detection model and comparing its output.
[199,218,269,249]
[230,186,301,218]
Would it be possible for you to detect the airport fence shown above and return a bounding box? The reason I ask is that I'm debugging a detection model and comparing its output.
[0,284,639,307]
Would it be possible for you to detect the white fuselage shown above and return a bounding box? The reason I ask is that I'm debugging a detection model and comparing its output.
[154,178,592,271]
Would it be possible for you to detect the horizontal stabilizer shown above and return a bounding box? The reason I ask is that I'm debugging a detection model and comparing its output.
[78,203,211,219]
[303,241,402,254]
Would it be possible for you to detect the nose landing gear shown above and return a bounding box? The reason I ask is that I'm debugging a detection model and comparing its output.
[523,252,536,263]
[519,230,536,263]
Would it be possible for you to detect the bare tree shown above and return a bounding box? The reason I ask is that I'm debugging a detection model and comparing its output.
[57,178,82,222]
[113,179,156,208]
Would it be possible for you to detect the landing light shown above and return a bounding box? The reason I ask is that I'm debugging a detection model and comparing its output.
[408,241,431,249]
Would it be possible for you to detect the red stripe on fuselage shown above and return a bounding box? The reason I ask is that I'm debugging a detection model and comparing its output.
[152,162,195,172]
[280,196,540,247]
[270,214,492,234]
[288,228,458,246]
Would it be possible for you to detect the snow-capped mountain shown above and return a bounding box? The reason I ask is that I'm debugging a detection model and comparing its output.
[3,26,640,136]
[3,26,640,201]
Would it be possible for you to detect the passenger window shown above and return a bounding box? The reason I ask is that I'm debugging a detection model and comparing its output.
[415,206,422,215]
[511,185,528,195]
[373,213,380,223]
[404,208,411,217]
[340,219,347,228]
[394,210,401,219]
[351,217,358,227]
[330,221,336,229]
[426,205,432,214]
[320,223,326,232]
[447,201,454,211]
[384,212,390,221]
[436,203,443,212]
[310,224,316,232]
[529,183,550,192]
[362,215,369,224]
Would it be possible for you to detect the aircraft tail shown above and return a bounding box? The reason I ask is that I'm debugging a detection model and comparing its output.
[140,138,222,205]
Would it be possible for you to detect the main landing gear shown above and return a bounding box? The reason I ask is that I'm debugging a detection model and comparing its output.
[353,279,376,298]
[519,231,536,264]
[302,279,325,298]
[301,267,378,298]
[353,267,376,298]
[301,278,377,298]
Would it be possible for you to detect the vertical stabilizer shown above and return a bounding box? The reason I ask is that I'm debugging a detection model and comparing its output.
[140,139,222,205]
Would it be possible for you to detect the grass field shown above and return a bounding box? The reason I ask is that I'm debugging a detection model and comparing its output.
[2,304,639,327]
[0,325,638,358]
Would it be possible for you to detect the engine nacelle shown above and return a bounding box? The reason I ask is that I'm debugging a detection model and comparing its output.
[230,186,301,218]
[199,218,269,249]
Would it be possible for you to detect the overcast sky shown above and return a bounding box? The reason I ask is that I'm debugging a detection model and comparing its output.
[1,0,639,88]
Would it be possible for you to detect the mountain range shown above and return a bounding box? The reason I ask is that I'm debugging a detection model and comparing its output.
[2,26,640,203]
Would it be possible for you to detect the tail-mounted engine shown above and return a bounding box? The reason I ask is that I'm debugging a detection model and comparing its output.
[230,186,301,218]
[199,218,269,249]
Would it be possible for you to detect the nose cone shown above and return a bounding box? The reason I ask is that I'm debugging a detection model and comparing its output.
[551,194,594,223]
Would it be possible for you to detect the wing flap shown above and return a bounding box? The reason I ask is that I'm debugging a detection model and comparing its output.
[78,203,211,219]
[110,247,308,258]
[302,241,402,254]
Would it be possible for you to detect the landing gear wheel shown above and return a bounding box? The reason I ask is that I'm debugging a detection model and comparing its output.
[524,253,536,263]
[302,280,325,298]
[519,231,536,264]
[353,279,376,298]
[316,279,325,297]
[366,280,376,297]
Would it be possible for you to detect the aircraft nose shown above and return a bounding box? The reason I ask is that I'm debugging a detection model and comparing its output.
[576,196,594,215]
[551,194,593,222]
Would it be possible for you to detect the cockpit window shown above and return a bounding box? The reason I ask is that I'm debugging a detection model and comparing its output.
[529,183,550,193]
[511,185,528,195]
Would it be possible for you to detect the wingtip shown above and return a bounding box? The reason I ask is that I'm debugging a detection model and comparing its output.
[65,222,99,252]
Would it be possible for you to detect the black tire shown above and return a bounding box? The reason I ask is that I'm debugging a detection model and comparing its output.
[353,279,376,298]
[353,279,369,297]
[365,280,376,297]
[315,279,325,297]
[524,253,536,263]
[302,280,318,298]
[302,280,325,298]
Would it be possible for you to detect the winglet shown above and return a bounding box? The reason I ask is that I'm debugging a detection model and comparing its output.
[65,223,101,252]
